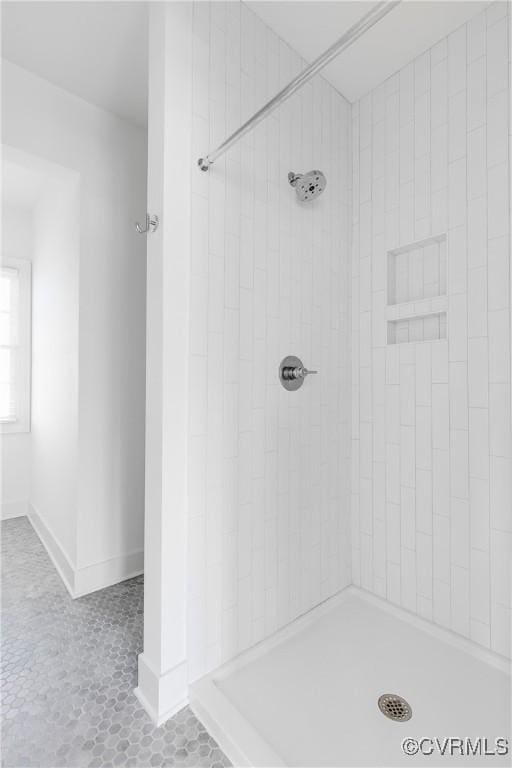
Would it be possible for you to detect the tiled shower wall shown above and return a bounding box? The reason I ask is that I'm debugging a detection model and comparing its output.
[351,3,511,657]
[187,1,351,680]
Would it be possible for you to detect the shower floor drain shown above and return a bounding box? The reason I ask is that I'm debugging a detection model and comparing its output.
[378,693,412,722]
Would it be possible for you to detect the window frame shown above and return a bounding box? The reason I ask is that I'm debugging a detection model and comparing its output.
[0,256,31,434]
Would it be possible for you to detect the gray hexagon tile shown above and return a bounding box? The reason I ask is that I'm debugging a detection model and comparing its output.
[1,517,231,768]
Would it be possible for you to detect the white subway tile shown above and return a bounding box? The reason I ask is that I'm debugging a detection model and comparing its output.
[450,428,469,499]
[490,602,511,657]
[489,309,510,383]
[431,59,448,129]
[448,293,468,362]
[431,124,448,192]
[470,618,491,648]
[490,456,512,531]
[487,236,510,311]
[488,162,509,238]
[489,383,512,458]
[448,226,467,295]
[386,443,401,504]
[433,449,450,516]
[432,383,450,449]
[432,340,449,383]
[487,19,508,97]
[386,502,401,564]
[433,579,451,626]
[487,89,508,167]
[467,12,486,62]
[451,565,470,637]
[467,196,487,269]
[401,426,416,488]
[467,126,486,200]
[448,157,467,229]
[448,26,467,95]
[449,362,468,430]
[467,57,486,131]
[401,485,416,550]
[414,50,431,96]
[469,408,489,480]
[470,476,490,551]
[416,468,433,534]
[468,266,488,338]
[451,497,470,568]
[490,529,512,606]
[486,1,508,25]
[387,561,401,605]
[415,91,430,158]
[470,547,490,624]
[468,338,489,407]
[448,90,466,161]
[415,344,432,405]
[416,406,432,470]
[401,547,417,612]
[431,37,448,66]
[433,513,451,582]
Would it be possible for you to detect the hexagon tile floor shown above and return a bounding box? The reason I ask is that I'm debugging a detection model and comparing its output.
[1,517,231,768]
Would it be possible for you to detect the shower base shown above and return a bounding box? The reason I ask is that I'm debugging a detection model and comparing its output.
[190,588,511,767]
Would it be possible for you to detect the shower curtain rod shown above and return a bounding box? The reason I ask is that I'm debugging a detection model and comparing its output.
[197,0,401,172]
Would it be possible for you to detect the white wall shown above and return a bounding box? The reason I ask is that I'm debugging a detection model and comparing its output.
[186,1,352,681]
[31,172,80,566]
[2,61,147,594]
[1,205,32,518]
[350,4,511,657]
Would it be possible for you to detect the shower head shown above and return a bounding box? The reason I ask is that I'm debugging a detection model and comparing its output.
[288,170,326,202]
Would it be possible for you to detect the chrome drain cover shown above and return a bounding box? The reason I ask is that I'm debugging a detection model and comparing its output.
[378,693,412,722]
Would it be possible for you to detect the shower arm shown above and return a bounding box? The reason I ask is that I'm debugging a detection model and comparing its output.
[197,0,401,172]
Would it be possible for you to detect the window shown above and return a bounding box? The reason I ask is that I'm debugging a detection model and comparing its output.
[0,258,31,433]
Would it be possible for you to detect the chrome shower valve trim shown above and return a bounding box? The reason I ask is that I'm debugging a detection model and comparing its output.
[279,356,318,391]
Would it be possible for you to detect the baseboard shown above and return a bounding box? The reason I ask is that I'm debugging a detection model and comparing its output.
[1,499,29,519]
[73,550,144,598]
[28,503,144,599]
[135,653,188,726]
[28,503,76,597]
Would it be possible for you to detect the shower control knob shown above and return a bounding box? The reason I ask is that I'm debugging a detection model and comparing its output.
[282,365,317,381]
[279,356,318,391]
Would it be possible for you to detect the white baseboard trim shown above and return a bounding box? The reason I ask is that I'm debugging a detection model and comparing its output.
[135,653,188,727]
[73,550,144,598]
[28,503,76,597]
[1,499,29,519]
[190,583,511,767]
[28,503,144,599]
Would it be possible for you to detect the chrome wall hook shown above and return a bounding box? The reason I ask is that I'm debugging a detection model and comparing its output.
[135,214,159,234]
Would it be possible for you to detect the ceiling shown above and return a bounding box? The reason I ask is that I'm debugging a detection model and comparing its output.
[247,0,490,102]
[1,1,149,128]
[1,0,490,128]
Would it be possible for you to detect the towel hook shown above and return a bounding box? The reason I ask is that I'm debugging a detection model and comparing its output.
[135,213,159,234]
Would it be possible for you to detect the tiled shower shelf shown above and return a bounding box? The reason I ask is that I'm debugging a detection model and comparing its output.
[387,312,447,345]
[386,294,447,321]
[387,233,447,344]
[387,233,447,306]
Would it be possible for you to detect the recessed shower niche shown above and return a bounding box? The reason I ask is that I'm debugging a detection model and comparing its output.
[386,234,447,344]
